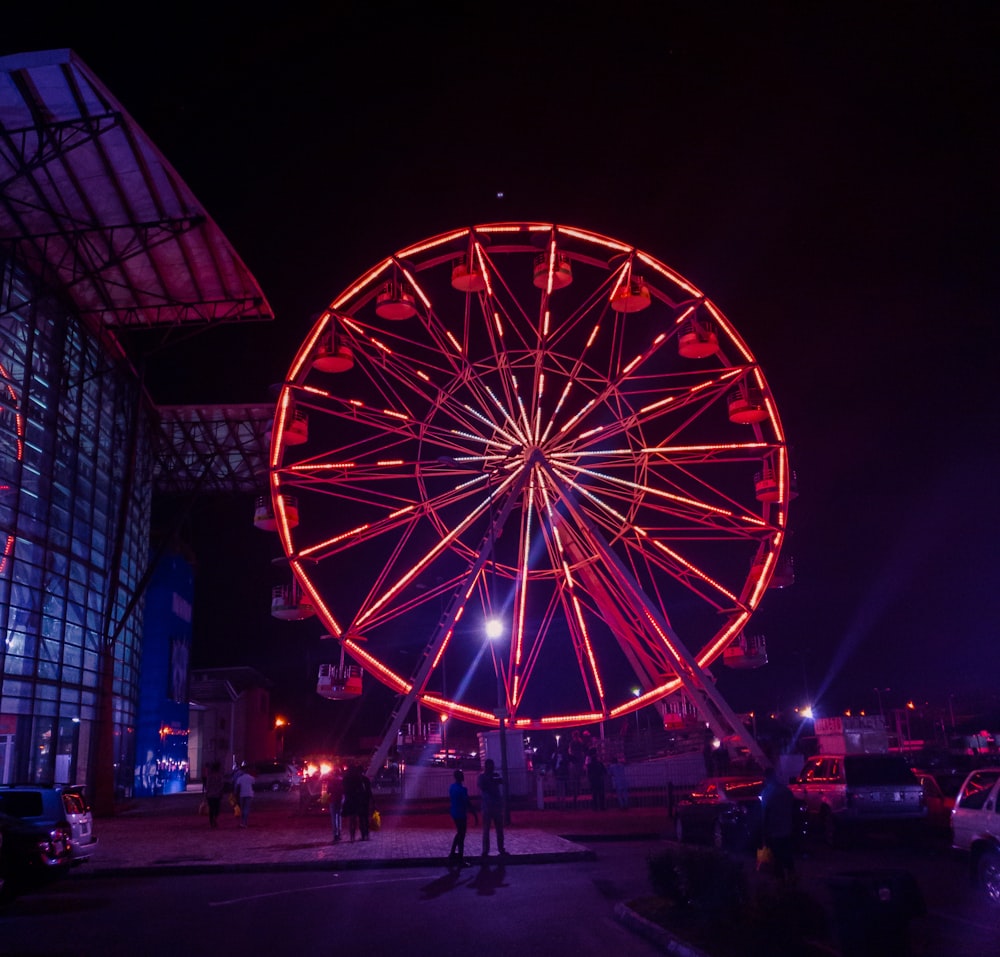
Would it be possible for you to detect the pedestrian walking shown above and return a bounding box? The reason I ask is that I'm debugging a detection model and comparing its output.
[203,761,225,828]
[478,758,507,858]
[233,763,256,829]
[448,769,478,866]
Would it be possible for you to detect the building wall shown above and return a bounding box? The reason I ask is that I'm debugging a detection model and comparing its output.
[0,254,150,793]
[188,686,276,779]
[134,550,194,796]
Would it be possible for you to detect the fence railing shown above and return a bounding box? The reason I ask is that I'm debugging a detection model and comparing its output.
[386,750,707,811]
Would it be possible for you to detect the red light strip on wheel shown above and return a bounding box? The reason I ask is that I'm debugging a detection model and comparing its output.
[572,594,605,700]
[544,239,557,296]
[635,251,703,298]
[556,225,631,252]
[396,228,470,259]
[703,300,753,363]
[607,259,631,303]
[331,259,393,310]
[473,242,493,297]
[398,265,432,310]
[648,538,740,603]
[287,312,333,381]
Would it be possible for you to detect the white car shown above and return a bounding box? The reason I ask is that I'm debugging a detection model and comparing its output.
[950,767,1000,903]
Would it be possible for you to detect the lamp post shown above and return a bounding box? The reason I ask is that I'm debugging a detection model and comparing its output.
[485,468,512,825]
[274,716,289,758]
[874,687,890,722]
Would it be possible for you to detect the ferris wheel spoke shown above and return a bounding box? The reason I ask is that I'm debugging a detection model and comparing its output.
[554,458,769,534]
[553,520,680,683]
[548,461,750,608]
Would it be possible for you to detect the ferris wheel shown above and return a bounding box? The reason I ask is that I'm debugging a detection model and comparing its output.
[267,223,793,749]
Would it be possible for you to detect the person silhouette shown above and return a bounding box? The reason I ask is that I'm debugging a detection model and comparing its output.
[447,768,478,865]
[477,758,507,858]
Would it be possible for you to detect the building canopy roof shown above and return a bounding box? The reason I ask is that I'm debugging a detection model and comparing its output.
[0,50,276,495]
[0,49,273,334]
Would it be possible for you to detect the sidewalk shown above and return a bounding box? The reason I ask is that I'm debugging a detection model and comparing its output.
[84,789,671,877]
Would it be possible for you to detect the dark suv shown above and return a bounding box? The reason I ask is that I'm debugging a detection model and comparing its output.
[0,786,86,902]
[791,753,926,845]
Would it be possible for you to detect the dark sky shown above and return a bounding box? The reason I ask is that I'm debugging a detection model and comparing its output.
[4,6,997,747]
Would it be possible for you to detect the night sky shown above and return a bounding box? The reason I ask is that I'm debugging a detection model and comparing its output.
[4,6,996,750]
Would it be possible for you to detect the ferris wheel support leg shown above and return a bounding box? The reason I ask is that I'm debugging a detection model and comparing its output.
[365,467,532,781]
[537,454,771,770]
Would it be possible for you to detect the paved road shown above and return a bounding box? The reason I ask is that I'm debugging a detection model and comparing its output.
[6,789,1000,956]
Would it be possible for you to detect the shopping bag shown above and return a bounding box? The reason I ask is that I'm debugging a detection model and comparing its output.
[755,845,773,872]
[198,799,208,816]
[370,809,382,831]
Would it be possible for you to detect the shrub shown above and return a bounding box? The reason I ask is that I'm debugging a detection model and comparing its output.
[647,845,748,925]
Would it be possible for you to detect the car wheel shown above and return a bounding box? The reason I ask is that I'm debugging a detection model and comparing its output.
[0,861,17,904]
[978,850,1000,904]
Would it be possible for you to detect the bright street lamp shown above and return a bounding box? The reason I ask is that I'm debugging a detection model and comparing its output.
[485,618,504,640]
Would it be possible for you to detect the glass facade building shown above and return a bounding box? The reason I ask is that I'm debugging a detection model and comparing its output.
[0,255,151,793]
[0,48,273,802]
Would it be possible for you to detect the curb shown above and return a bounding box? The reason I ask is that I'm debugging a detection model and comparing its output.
[74,848,598,880]
[613,902,711,957]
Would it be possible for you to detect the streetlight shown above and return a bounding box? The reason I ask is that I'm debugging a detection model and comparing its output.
[485,466,512,825]
[487,617,511,824]
[874,687,891,722]
[439,452,515,823]
[274,716,289,758]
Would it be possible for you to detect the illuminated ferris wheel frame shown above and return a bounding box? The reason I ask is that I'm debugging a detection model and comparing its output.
[268,223,793,734]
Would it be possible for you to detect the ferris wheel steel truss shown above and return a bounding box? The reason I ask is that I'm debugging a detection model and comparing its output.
[267,223,793,747]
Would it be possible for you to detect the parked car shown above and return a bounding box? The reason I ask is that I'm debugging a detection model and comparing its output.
[0,789,80,902]
[672,775,768,851]
[251,761,302,792]
[950,766,1000,903]
[0,784,96,865]
[790,753,927,846]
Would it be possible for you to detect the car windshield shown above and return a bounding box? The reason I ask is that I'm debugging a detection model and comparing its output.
[844,755,918,785]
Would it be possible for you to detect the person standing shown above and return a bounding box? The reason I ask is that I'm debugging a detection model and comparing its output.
[342,763,373,842]
[234,763,256,829]
[608,756,629,810]
[327,767,345,843]
[448,768,478,866]
[477,758,507,858]
[760,766,798,882]
[203,761,226,828]
[585,748,607,811]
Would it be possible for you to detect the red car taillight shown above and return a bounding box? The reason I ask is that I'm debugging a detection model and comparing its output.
[37,825,72,865]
